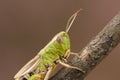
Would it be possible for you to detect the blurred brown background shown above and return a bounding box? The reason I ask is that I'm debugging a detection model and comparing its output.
[0,0,120,80]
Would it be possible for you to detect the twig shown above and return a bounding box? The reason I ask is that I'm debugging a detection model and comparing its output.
[50,12,120,80]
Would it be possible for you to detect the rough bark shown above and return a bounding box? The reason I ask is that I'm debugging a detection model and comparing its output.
[50,12,120,80]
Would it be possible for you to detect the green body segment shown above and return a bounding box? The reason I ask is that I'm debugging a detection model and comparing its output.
[29,31,70,80]
[38,31,70,70]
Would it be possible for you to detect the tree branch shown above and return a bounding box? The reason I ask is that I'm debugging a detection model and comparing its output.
[50,12,120,80]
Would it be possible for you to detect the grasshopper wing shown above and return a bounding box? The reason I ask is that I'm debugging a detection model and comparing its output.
[14,54,40,80]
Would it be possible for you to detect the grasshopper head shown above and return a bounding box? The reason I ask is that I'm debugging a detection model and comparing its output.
[55,31,70,45]
[54,31,70,57]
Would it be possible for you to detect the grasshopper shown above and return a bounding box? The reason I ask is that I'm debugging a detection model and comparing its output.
[14,9,84,80]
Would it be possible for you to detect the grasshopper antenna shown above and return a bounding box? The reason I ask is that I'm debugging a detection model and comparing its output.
[65,9,82,33]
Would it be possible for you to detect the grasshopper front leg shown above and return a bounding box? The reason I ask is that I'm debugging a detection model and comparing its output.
[70,52,81,58]
[57,59,85,73]
[43,66,53,80]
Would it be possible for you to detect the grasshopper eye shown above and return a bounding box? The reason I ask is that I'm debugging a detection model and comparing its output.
[56,36,64,44]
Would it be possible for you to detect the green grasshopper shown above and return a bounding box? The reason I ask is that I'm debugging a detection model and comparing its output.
[14,9,84,80]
